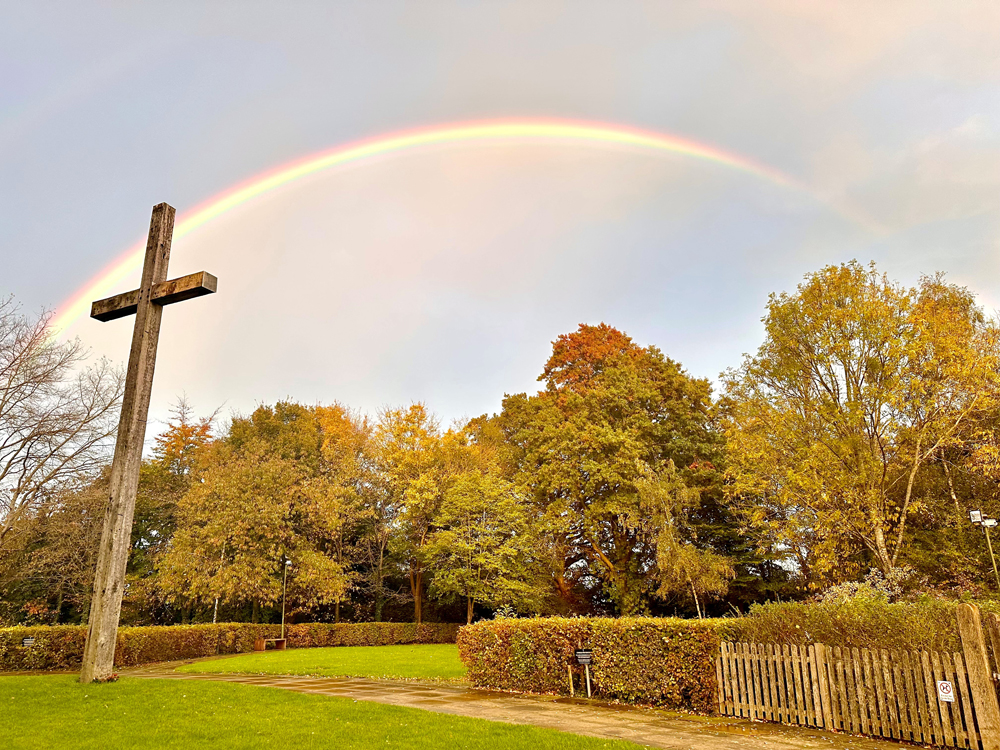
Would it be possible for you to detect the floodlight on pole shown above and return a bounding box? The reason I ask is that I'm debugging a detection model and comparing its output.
[970,511,1000,590]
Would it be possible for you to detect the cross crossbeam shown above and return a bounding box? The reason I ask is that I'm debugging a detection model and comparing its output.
[91,270,218,321]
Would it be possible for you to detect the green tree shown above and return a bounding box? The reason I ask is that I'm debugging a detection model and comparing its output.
[636,465,734,618]
[426,472,543,623]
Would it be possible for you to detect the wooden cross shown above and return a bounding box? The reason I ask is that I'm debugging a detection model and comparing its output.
[80,203,216,683]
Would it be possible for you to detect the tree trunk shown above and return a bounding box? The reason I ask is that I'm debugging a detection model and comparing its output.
[252,600,260,624]
[80,593,91,626]
[410,563,423,625]
[335,600,340,624]
[872,524,894,574]
[890,437,923,568]
[943,460,963,515]
[374,548,386,622]
[466,596,473,625]
[689,578,703,619]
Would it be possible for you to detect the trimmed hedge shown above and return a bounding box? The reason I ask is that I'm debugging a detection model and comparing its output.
[457,617,720,713]
[0,621,460,672]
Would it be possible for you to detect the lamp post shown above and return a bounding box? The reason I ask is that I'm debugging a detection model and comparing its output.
[970,510,1000,590]
[281,559,292,640]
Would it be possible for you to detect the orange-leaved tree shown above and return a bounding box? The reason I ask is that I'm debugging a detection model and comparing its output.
[499,323,724,615]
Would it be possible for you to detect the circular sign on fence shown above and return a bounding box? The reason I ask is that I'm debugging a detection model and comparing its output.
[937,680,955,703]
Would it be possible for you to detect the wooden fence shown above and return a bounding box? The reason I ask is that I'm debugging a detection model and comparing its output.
[717,642,979,746]
[716,604,1000,750]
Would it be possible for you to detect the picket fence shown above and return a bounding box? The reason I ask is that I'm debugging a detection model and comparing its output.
[717,642,979,746]
[715,604,1000,750]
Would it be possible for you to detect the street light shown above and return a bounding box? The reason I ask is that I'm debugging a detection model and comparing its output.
[970,510,1000,589]
[281,559,292,641]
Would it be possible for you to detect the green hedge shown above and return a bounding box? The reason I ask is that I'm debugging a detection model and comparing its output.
[0,622,460,672]
[721,598,983,653]
[457,617,720,713]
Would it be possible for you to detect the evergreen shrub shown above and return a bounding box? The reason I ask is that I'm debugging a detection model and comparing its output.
[0,621,460,672]
[457,617,721,713]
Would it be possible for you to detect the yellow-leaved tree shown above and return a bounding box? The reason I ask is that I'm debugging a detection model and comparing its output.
[157,403,357,621]
[724,262,1000,585]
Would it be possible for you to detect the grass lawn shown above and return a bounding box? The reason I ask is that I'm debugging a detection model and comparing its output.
[177,644,467,681]
[1,676,642,750]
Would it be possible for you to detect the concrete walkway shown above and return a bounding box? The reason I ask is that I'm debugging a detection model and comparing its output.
[126,660,903,750]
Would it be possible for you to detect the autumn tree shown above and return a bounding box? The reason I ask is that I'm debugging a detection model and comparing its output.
[157,403,352,621]
[723,262,1000,587]
[499,323,722,614]
[0,473,108,624]
[374,405,453,624]
[303,404,369,622]
[354,464,401,622]
[124,400,215,622]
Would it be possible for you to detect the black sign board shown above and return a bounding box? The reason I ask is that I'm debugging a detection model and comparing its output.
[21,637,35,647]
[574,649,593,665]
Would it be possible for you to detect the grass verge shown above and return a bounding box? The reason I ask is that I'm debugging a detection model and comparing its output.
[1,675,641,750]
[177,644,466,681]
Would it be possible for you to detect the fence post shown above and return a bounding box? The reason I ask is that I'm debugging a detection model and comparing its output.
[958,603,1000,750]
[815,643,834,730]
[986,613,1000,680]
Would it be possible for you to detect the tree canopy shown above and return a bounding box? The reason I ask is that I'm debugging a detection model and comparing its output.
[5,260,1000,626]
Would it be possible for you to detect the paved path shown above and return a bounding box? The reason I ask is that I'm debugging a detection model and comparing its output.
[127,661,902,750]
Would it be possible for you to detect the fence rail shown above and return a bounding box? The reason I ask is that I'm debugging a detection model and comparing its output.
[717,641,981,747]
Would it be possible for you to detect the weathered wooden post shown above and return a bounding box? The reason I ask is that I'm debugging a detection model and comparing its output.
[80,203,216,683]
[814,642,835,730]
[958,603,1000,750]
[985,612,1000,680]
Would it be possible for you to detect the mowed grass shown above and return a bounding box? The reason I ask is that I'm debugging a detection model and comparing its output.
[177,644,467,681]
[1,676,642,750]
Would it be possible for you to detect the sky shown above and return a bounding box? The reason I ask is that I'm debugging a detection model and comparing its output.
[3,1,1000,432]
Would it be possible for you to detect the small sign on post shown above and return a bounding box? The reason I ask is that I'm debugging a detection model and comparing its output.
[574,650,593,698]
[938,680,955,703]
[21,637,35,647]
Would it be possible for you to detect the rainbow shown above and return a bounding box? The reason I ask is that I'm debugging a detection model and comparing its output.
[50,118,860,336]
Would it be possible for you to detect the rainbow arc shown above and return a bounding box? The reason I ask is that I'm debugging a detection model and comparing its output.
[51,118,869,336]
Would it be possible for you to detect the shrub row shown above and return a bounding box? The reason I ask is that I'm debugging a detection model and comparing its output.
[720,598,989,653]
[0,621,460,672]
[457,617,721,713]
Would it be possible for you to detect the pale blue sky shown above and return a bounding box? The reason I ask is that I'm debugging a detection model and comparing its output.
[3,2,999,428]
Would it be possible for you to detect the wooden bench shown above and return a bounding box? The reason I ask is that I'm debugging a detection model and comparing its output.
[253,637,287,652]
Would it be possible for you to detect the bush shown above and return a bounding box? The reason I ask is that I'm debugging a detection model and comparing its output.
[721,597,996,653]
[0,621,460,672]
[457,617,720,713]
[0,625,85,671]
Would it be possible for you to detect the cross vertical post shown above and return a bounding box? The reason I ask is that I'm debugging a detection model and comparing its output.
[80,203,216,683]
